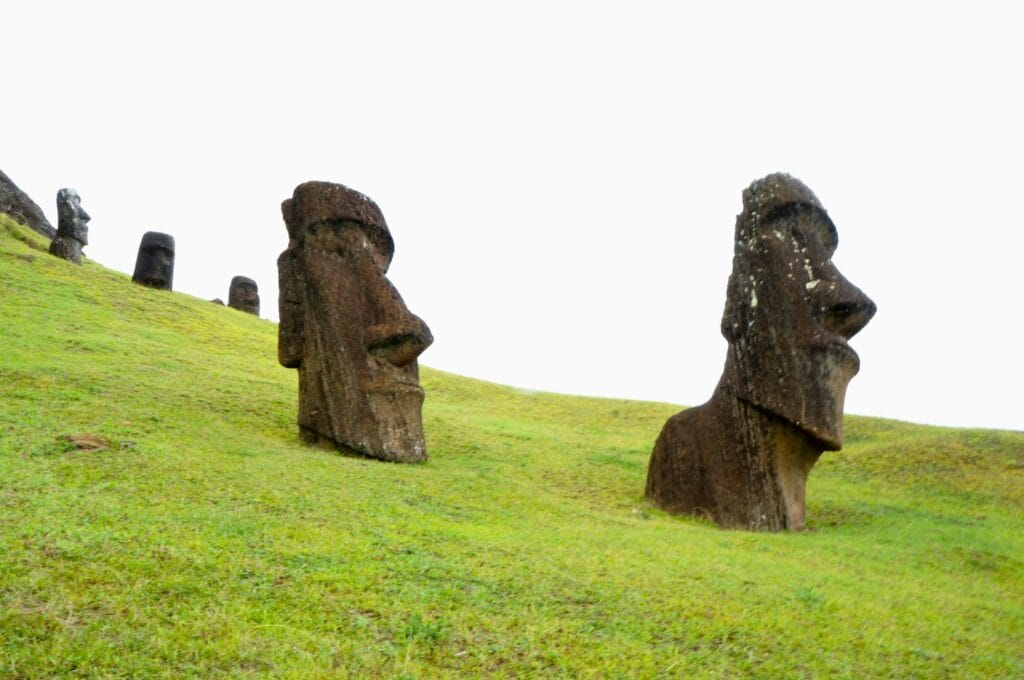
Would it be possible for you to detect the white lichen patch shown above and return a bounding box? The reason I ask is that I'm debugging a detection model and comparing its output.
[805,279,820,290]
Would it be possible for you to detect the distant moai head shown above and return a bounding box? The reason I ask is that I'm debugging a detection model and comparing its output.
[56,188,90,244]
[228,276,260,315]
[719,173,876,448]
[132,231,175,290]
[48,188,91,264]
[278,181,433,462]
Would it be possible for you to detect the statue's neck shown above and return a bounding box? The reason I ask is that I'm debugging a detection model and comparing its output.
[709,382,822,530]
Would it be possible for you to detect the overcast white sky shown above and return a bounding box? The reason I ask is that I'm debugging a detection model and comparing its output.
[5,2,1023,431]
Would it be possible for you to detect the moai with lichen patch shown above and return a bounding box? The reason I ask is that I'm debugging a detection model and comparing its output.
[278,181,433,462]
[228,276,260,315]
[48,189,90,264]
[132,231,175,290]
[645,173,876,530]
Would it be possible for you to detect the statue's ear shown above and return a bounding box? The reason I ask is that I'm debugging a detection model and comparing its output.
[720,266,750,343]
[278,250,304,368]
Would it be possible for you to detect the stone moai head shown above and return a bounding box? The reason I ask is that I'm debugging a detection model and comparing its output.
[132,231,175,290]
[278,181,433,462]
[228,276,260,315]
[719,173,876,448]
[645,173,875,530]
[48,188,91,264]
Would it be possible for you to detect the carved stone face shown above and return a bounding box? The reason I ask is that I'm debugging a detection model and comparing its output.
[228,276,260,315]
[720,175,875,449]
[132,231,175,290]
[278,182,432,462]
[56,188,90,245]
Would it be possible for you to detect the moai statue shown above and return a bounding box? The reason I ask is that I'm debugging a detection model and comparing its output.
[278,181,433,462]
[48,188,90,264]
[132,231,175,290]
[645,173,876,530]
[228,276,260,315]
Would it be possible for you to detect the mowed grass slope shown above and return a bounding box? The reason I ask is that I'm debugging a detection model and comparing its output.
[1,215,1022,678]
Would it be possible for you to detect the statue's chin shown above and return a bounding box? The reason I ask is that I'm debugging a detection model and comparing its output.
[727,343,859,451]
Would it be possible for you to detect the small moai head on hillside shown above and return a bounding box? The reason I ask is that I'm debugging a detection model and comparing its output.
[278,181,433,463]
[719,173,876,447]
[228,276,260,316]
[132,231,175,290]
[48,188,91,264]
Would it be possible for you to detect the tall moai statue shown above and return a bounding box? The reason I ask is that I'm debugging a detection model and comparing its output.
[278,181,433,462]
[132,232,175,290]
[645,173,876,530]
[48,188,91,264]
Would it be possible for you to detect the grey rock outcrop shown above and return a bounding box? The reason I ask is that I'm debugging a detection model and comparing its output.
[0,169,55,238]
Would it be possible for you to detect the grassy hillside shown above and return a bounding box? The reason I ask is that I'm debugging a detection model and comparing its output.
[1,215,1022,678]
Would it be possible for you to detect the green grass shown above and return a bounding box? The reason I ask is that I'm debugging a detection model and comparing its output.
[1,214,1022,678]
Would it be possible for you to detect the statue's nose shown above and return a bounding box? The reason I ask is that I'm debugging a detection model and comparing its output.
[819,279,876,339]
[361,269,433,367]
[366,318,433,367]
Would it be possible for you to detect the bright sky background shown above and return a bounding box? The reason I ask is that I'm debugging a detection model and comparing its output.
[6,2,1023,431]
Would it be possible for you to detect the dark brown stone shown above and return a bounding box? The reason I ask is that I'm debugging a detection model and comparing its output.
[278,181,433,462]
[132,232,175,290]
[48,188,90,264]
[645,173,876,530]
[0,169,55,238]
[228,276,259,315]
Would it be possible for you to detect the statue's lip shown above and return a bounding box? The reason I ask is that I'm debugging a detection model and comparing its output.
[824,338,860,368]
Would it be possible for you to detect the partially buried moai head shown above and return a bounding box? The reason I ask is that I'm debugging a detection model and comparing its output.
[278,181,433,462]
[132,231,175,290]
[720,173,876,448]
[48,188,91,264]
[644,173,877,530]
[56,188,90,245]
[228,276,260,315]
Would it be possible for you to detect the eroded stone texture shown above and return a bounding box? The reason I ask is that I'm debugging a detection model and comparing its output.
[645,173,876,530]
[48,188,91,264]
[0,169,55,237]
[132,232,175,290]
[228,276,260,315]
[278,181,433,462]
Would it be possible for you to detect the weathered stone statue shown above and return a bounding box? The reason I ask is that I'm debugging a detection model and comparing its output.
[646,173,876,530]
[48,189,91,264]
[132,231,175,290]
[278,181,433,462]
[228,276,260,315]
